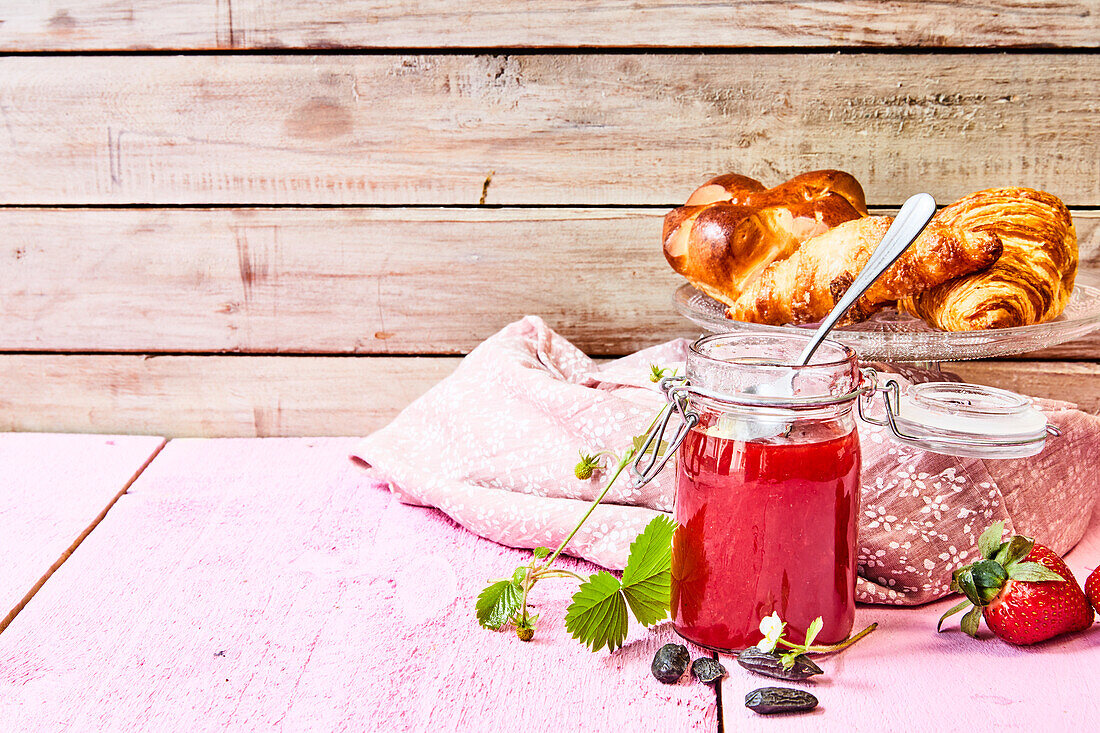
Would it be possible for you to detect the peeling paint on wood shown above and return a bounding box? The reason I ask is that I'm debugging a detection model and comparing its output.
[0,439,718,729]
[0,434,164,632]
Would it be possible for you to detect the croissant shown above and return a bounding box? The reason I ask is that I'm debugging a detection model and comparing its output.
[663,170,867,306]
[899,187,1078,330]
[727,217,1003,325]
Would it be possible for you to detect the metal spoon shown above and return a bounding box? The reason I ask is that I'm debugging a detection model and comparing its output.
[750,192,937,397]
[638,193,940,460]
[797,192,937,365]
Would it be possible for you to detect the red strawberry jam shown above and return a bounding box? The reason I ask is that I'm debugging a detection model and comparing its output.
[671,423,861,652]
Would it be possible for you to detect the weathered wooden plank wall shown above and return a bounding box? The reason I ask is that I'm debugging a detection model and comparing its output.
[0,355,455,437]
[1,2,1098,437]
[4,208,1100,356]
[2,55,1099,205]
[2,2,1098,50]
[2,355,1099,438]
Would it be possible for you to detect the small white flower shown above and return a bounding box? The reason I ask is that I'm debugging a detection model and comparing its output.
[755,612,785,653]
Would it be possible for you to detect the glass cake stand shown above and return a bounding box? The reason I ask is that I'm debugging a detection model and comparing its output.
[674,269,1100,364]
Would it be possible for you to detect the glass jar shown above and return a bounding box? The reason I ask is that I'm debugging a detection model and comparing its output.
[665,333,863,652]
[632,332,1061,653]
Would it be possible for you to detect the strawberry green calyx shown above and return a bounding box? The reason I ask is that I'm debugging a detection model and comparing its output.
[938,521,1066,637]
[575,450,616,480]
[955,560,1008,606]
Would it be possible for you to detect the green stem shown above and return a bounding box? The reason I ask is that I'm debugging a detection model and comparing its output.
[518,567,534,624]
[544,449,636,568]
[779,622,878,655]
[531,567,587,582]
[543,408,668,568]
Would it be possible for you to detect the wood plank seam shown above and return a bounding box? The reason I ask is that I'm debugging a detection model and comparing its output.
[1,48,1098,56]
[0,439,168,636]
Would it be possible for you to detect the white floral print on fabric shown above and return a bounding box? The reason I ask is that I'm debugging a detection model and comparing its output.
[352,316,1100,606]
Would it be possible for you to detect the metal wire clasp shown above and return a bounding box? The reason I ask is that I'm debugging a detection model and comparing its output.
[856,367,1060,448]
[855,366,890,427]
[631,376,698,487]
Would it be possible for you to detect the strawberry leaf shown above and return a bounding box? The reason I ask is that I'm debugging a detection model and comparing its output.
[1007,562,1066,583]
[997,535,1034,566]
[620,514,676,627]
[532,546,551,559]
[937,599,972,632]
[632,434,670,459]
[804,617,824,648]
[955,567,982,606]
[960,604,983,637]
[969,559,1009,604]
[565,571,629,652]
[978,521,1005,560]
[476,579,523,630]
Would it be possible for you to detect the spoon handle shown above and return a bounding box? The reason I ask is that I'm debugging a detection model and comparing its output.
[796,192,937,366]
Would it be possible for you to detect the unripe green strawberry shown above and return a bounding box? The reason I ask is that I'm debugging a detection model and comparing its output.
[574,452,601,480]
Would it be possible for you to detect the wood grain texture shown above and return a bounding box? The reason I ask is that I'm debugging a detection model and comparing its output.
[0,207,689,355]
[0,433,164,633]
[0,438,718,730]
[951,360,1100,412]
[0,1,221,51]
[2,54,1099,205]
[1,355,1097,438]
[3,207,1098,357]
[1,1,1098,50]
[0,355,457,437]
[720,509,1100,731]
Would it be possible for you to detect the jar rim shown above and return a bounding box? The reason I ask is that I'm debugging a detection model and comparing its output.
[688,332,858,370]
[685,332,861,408]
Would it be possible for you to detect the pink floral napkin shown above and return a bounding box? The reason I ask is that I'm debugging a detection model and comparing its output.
[352,317,1100,605]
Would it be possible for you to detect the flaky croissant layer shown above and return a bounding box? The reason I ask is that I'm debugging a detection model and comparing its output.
[663,173,1078,332]
[899,187,1078,330]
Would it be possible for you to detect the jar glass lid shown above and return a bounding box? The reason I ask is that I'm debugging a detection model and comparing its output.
[886,382,1052,459]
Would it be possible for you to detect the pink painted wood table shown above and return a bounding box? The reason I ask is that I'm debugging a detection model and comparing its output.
[0,433,164,632]
[721,505,1100,731]
[0,434,1097,731]
[0,437,716,731]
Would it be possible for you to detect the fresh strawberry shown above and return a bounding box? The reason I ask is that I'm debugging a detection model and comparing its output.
[1087,567,1100,616]
[938,521,1093,645]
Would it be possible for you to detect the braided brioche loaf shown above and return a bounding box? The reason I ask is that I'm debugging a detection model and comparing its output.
[662,170,868,306]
